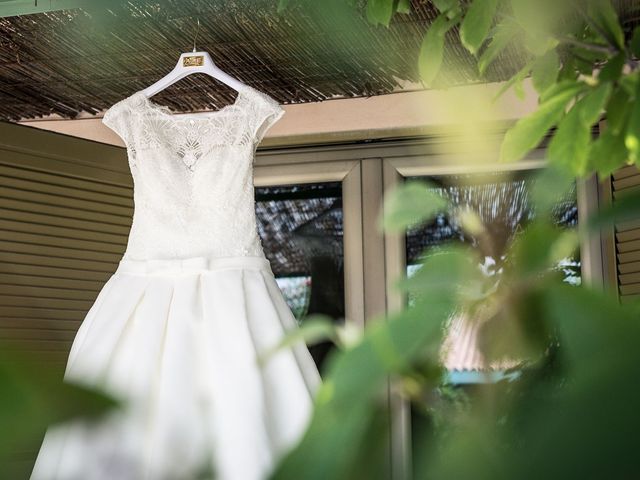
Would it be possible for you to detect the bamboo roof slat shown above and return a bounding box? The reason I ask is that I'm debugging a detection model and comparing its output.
[0,0,634,121]
[1,1,638,121]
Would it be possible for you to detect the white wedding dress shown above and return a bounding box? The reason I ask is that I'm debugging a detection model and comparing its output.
[30,85,322,480]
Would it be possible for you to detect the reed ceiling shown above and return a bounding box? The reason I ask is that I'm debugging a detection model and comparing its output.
[0,0,638,122]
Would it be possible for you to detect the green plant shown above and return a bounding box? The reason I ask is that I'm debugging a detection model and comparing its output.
[269,1,640,479]
[0,346,120,478]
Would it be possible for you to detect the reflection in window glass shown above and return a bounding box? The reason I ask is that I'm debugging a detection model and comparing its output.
[255,182,344,375]
[405,170,580,474]
[403,169,580,371]
[405,169,580,305]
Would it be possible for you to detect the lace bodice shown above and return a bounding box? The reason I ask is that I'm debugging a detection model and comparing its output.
[101,84,285,261]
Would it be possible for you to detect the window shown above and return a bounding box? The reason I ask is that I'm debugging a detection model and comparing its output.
[402,168,580,477]
[255,181,344,374]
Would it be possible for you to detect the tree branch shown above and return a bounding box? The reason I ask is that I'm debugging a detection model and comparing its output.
[557,36,618,55]
[574,6,624,54]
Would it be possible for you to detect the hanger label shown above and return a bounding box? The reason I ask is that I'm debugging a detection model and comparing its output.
[183,55,204,67]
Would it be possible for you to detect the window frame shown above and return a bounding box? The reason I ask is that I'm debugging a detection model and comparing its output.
[254,137,605,480]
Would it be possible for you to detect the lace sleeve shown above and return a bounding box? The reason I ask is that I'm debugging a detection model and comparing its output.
[247,89,285,146]
[102,97,133,147]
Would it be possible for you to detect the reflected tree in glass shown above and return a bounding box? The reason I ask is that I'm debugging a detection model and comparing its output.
[255,182,344,374]
[403,169,581,467]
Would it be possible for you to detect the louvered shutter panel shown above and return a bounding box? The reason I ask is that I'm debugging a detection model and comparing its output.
[0,121,131,377]
[610,165,640,303]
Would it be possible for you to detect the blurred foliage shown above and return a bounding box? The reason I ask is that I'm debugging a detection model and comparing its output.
[269,168,640,480]
[0,346,120,478]
[414,0,640,178]
[271,1,640,479]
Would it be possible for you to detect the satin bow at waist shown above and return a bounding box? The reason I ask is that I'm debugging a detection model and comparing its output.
[115,255,273,276]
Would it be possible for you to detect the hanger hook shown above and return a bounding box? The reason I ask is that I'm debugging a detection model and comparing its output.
[192,18,200,53]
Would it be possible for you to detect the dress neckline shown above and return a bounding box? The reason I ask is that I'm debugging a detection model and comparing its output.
[133,85,250,121]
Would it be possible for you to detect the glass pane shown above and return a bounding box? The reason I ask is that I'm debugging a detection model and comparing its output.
[403,169,580,476]
[255,181,344,376]
[405,169,580,303]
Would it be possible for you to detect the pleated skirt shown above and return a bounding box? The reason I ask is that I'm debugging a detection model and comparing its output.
[30,255,322,480]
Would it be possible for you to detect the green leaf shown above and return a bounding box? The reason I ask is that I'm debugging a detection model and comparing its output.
[625,78,640,164]
[576,82,612,125]
[548,107,591,175]
[273,253,464,479]
[378,179,448,233]
[0,346,121,461]
[396,0,411,14]
[276,0,291,13]
[531,50,560,95]
[539,79,585,103]
[366,0,395,27]
[444,5,462,19]
[598,52,625,82]
[432,0,457,13]
[510,0,569,33]
[632,26,640,57]
[558,55,579,82]
[479,287,551,364]
[605,86,631,135]
[523,34,559,57]
[619,71,639,96]
[256,315,337,367]
[586,187,640,230]
[500,82,586,163]
[317,249,465,409]
[574,54,597,76]
[530,165,575,215]
[544,282,640,366]
[492,59,533,101]
[512,73,527,100]
[272,399,378,480]
[418,13,460,86]
[587,127,629,179]
[586,0,625,50]
[478,20,519,75]
[508,221,568,276]
[548,82,612,175]
[334,322,363,349]
[459,0,499,55]
[394,246,482,299]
